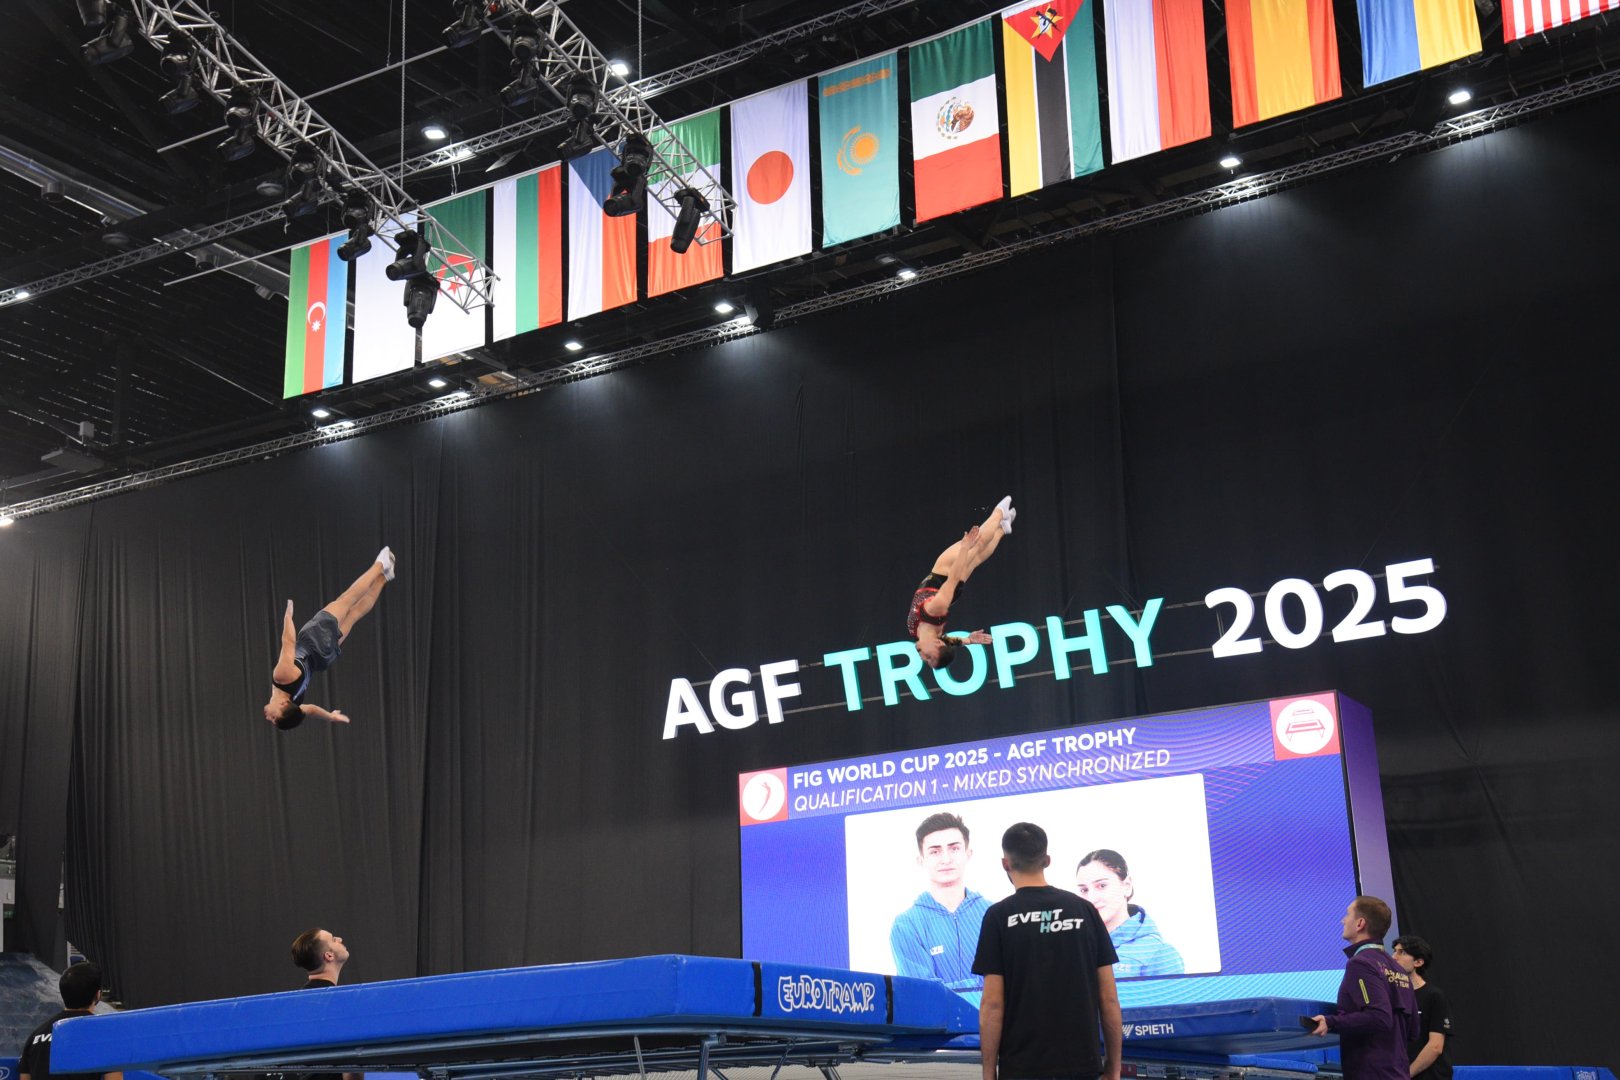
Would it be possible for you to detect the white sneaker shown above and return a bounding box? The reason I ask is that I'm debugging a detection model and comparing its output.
[995,495,1012,515]
[377,546,396,581]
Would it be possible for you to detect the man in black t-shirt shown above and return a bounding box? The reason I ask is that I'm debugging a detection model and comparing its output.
[1392,936,1454,1080]
[18,963,121,1080]
[972,822,1123,1080]
[286,928,358,1080]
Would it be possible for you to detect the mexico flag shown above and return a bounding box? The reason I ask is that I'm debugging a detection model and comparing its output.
[492,164,563,342]
[568,146,638,321]
[648,110,724,297]
[282,235,348,398]
[730,82,811,275]
[1103,0,1212,162]
[909,19,1002,223]
[1001,0,1104,196]
[421,189,489,362]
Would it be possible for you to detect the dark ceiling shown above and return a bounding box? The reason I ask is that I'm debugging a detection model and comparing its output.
[1,0,1617,511]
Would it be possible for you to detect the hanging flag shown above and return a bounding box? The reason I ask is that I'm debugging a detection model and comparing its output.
[492,164,563,342]
[1356,0,1481,86]
[1000,1,1104,197]
[421,189,489,362]
[818,52,901,246]
[647,110,724,297]
[351,214,418,385]
[1102,0,1212,163]
[731,82,812,274]
[1226,0,1341,127]
[909,19,1003,222]
[282,235,348,399]
[567,147,638,321]
[1505,0,1620,42]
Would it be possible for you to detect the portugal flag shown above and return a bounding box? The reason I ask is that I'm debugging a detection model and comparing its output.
[909,18,1002,223]
[282,235,348,399]
[648,110,724,297]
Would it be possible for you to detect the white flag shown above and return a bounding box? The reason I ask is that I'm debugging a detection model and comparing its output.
[730,82,811,274]
[351,214,417,384]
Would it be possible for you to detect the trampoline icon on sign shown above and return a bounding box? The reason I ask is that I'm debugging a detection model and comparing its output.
[1269,694,1341,759]
[738,769,789,825]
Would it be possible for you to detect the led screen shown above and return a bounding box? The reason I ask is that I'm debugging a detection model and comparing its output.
[739,692,1394,1008]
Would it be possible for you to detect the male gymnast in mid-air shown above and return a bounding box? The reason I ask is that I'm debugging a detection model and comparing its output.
[264,547,395,729]
[907,497,1015,669]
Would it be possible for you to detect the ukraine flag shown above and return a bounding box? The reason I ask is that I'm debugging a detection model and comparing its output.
[1356,0,1482,87]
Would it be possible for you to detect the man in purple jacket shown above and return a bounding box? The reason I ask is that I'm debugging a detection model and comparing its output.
[1308,896,1419,1080]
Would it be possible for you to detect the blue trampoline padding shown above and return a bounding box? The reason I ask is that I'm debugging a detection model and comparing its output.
[1118,997,1336,1054]
[1456,1070,1617,1080]
[52,956,979,1074]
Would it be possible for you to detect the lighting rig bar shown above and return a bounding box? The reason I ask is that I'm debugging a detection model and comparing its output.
[134,0,489,312]
[0,0,913,309]
[489,0,735,238]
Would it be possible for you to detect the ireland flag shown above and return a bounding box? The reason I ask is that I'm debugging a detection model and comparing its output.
[282,234,348,399]
[492,164,563,342]
[909,18,1002,223]
[648,110,723,298]
[818,53,900,246]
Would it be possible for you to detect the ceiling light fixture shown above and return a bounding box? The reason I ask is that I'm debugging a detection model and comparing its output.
[896,268,917,281]
[422,123,449,141]
[608,59,631,77]
[428,377,448,389]
[1448,88,1473,106]
[670,187,710,253]
[217,87,259,161]
[311,407,331,419]
[603,133,652,217]
[82,3,134,64]
[0,515,15,528]
[714,301,735,315]
[441,0,485,48]
[564,340,584,352]
[1219,154,1242,169]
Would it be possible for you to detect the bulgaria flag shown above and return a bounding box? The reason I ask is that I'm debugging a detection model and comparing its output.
[1227,0,1341,128]
[492,164,563,342]
[909,19,1002,223]
[351,214,418,385]
[1103,0,1211,163]
[421,189,489,362]
[1505,0,1620,42]
[648,110,724,297]
[568,147,638,321]
[1000,0,1104,197]
[282,235,347,398]
[731,82,811,275]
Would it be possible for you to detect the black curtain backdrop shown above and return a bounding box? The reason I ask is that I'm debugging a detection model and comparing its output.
[3,97,1617,1067]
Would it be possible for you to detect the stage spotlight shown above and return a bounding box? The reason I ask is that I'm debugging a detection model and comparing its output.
[608,59,630,77]
[385,228,432,281]
[404,275,440,329]
[441,0,485,48]
[75,0,108,28]
[336,188,376,262]
[501,62,541,107]
[896,268,917,281]
[1219,154,1242,169]
[509,15,540,61]
[158,45,201,114]
[311,407,331,419]
[1448,87,1473,106]
[280,144,325,222]
[558,117,597,159]
[563,339,583,352]
[603,133,651,217]
[0,514,14,528]
[566,74,597,119]
[669,186,710,254]
[428,376,448,388]
[217,87,259,161]
[82,4,134,64]
[422,122,449,141]
[40,179,65,204]
[714,300,734,315]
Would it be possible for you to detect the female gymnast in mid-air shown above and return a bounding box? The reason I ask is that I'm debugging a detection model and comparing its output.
[264,547,395,729]
[907,497,1015,669]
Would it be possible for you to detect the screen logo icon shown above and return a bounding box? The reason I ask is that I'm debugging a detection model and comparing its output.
[738,768,790,825]
[1270,694,1341,759]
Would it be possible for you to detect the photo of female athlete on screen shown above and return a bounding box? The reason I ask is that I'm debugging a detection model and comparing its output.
[1075,848,1185,978]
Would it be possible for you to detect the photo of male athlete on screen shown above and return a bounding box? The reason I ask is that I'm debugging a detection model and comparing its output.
[1075,848,1185,978]
[890,811,991,1003]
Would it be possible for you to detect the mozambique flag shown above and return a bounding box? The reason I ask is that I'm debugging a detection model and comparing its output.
[1227,0,1341,127]
[282,235,347,399]
[648,110,724,297]
[1000,0,1103,196]
[492,165,563,342]
[818,52,901,246]
[1356,0,1482,86]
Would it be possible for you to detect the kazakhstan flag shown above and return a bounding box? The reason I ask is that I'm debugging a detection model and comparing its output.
[818,53,900,247]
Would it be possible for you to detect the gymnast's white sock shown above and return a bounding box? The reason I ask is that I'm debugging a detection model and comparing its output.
[1001,506,1016,535]
[377,546,396,581]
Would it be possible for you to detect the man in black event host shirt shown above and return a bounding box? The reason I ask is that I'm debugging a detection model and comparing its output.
[1392,936,1453,1080]
[18,963,121,1080]
[972,822,1123,1080]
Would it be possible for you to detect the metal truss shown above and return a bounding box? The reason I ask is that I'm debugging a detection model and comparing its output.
[490,1,735,238]
[116,0,487,311]
[4,65,1620,521]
